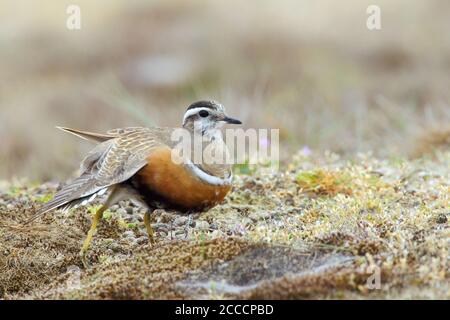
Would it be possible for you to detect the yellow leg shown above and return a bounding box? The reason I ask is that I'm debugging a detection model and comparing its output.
[80,205,107,267]
[143,211,155,244]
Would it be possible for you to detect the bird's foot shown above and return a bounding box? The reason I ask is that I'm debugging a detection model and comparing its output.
[144,211,156,245]
[79,250,91,269]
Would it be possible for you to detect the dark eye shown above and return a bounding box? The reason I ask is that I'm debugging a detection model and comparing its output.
[199,110,209,118]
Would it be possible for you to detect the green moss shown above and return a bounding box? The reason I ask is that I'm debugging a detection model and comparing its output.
[296,169,353,196]
[7,186,25,197]
[126,222,138,229]
[88,205,113,220]
[32,193,54,204]
[234,161,257,175]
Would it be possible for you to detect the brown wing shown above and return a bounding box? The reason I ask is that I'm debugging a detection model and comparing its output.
[27,127,172,223]
[94,128,168,185]
[56,126,117,143]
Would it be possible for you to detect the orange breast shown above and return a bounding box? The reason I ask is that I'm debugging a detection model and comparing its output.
[136,147,231,210]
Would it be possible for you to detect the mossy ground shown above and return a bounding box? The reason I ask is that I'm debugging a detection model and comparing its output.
[0,151,448,299]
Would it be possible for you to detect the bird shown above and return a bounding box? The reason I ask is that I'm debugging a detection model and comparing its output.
[27,100,242,266]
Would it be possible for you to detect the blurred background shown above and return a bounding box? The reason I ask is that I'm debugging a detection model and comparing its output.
[0,0,449,181]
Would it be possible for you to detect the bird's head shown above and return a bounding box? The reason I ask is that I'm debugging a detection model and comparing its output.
[182,100,242,136]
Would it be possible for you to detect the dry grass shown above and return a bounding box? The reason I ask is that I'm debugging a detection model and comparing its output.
[1,151,447,299]
[411,126,450,158]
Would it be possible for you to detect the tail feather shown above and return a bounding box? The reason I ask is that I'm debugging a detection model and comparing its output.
[56,126,116,143]
[24,199,70,225]
[24,175,100,225]
[24,126,116,225]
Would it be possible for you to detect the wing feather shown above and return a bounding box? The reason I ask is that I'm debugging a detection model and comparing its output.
[25,174,98,224]
[28,127,172,223]
[56,126,117,143]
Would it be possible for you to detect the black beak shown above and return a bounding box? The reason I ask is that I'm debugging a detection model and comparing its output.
[223,116,242,125]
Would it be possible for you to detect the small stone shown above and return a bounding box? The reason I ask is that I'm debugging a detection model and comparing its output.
[122,230,135,238]
[134,207,145,215]
[103,249,114,256]
[195,221,210,231]
[210,230,222,238]
[128,201,137,208]
[126,207,134,215]
[108,242,121,252]
[159,212,174,223]
[123,215,135,222]
[136,236,148,245]
[248,212,259,222]
[174,216,188,226]
[249,211,271,221]
[436,213,447,224]
[209,223,218,230]
[152,222,169,231]
[139,229,148,237]
[6,204,14,210]
[175,229,186,235]
[116,208,127,217]
[157,231,168,238]
[66,265,81,274]
[119,237,137,247]
[233,224,247,235]
[151,225,168,235]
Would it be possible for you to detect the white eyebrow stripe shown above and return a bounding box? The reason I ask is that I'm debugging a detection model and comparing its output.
[183,107,212,124]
